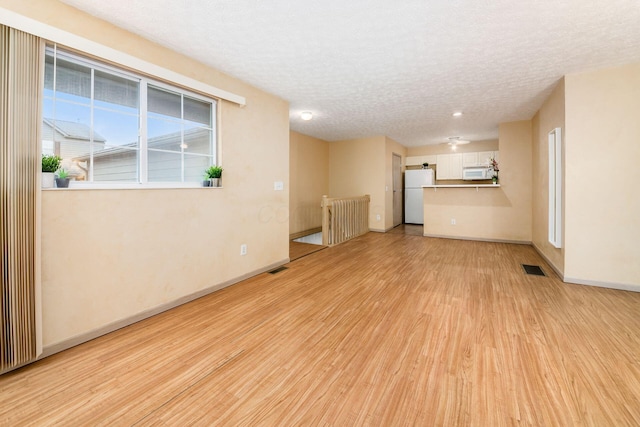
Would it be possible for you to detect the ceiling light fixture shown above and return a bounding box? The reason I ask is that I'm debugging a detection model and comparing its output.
[300,111,313,121]
[447,136,470,150]
[452,112,463,117]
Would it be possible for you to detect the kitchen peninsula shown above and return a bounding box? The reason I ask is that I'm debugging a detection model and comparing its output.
[423,183,501,191]
[420,172,530,244]
[408,122,531,244]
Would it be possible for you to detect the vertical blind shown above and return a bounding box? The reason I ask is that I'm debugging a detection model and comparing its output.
[0,25,42,373]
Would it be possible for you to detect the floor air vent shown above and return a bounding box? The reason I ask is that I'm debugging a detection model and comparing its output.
[522,264,546,276]
[268,266,288,274]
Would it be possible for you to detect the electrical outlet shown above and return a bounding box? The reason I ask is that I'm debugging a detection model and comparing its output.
[240,244,247,256]
[376,214,381,221]
[451,218,456,225]
[274,181,284,191]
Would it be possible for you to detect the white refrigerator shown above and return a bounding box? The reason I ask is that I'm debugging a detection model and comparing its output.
[404,169,434,224]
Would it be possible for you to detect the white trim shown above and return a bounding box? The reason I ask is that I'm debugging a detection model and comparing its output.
[531,243,639,293]
[563,277,640,293]
[139,82,148,181]
[531,242,564,279]
[422,233,531,245]
[548,127,562,248]
[0,7,246,106]
[89,67,95,181]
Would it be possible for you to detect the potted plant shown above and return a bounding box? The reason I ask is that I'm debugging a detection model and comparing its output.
[205,165,223,187]
[202,173,212,187]
[55,168,70,188]
[42,154,61,188]
[490,157,499,184]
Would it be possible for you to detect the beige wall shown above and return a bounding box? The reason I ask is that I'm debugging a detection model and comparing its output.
[407,139,499,156]
[563,63,640,288]
[531,78,565,275]
[3,1,290,348]
[289,131,329,236]
[423,121,532,243]
[329,136,387,231]
[385,137,407,230]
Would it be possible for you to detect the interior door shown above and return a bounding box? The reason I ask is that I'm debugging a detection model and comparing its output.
[392,153,403,227]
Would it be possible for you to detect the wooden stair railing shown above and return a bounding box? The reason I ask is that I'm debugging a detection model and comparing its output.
[321,195,370,246]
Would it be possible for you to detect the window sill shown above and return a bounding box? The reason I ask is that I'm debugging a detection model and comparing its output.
[42,182,223,190]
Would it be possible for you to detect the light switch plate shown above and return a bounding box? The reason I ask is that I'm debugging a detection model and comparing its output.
[274,181,284,191]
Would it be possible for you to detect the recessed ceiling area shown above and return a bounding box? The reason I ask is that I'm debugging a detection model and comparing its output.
[60,0,640,147]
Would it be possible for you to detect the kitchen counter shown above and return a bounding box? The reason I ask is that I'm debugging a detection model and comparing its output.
[423,184,500,191]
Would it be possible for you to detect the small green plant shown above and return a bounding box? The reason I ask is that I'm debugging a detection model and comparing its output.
[56,168,69,179]
[42,155,61,173]
[205,165,223,179]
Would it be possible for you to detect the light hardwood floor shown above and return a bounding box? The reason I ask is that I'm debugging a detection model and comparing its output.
[289,241,326,261]
[2,233,640,425]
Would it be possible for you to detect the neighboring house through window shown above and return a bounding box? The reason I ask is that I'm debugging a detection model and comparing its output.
[43,45,217,185]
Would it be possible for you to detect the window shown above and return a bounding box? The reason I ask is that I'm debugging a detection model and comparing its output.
[43,45,217,186]
[548,127,562,248]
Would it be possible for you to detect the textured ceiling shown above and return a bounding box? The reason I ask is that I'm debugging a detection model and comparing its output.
[60,0,640,146]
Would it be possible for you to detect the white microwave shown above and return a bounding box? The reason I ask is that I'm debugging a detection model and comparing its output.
[463,167,493,180]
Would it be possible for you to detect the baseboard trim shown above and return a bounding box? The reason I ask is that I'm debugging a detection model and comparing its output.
[563,277,640,293]
[530,243,638,293]
[370,226,397,233]
[531,242,564,280]
[40,258,290,359]
[422,233,531,245]
[289,227,322,241]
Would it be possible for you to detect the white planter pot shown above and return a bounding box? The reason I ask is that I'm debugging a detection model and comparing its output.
[42,172,55,188]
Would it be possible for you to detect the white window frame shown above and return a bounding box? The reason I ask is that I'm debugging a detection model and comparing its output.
[44,45,218,189]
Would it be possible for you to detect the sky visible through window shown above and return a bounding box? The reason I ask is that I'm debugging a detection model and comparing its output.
[44,89,213,149]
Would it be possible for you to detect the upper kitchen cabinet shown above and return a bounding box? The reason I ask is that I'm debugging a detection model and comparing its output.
[450,154,463,179]
[461,150,500,167]
[462,152,479,167]
[436,153,463,180]
[478,151,498,166]
[406,155,437,167]
[424,155,437,165]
